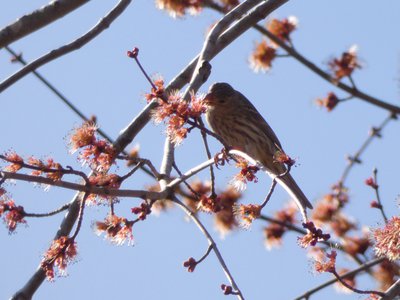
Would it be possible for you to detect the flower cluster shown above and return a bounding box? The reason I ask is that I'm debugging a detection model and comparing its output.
[373,260,399,291]
[85,174,122,205]
[0,198,26,233]
[94,214,134,246]
[234,204,261,228]
[263,204,297,249]
[69,121,116,171]
[365,177,379,189]
[131,202,152,221]
[230,160,259,191]
[273,150,295,166]
[183,257,197,272]
[329,45,361,81]
[314,250,337,273]
[150,87,206,145]
[201,187,241,236]
[249,40,277,73]
[372,216,400,261]
[3,151,24,172]
[334,268,356,294]
[89,173,122,188]
[41,236,78,280]
[28,157,64,181]
[297,221,330,248]
[182,180,211,213]
[249,16,298,72]
[217,0,239,11]
[342,235,370,257]
[144,78,165,103]
[125,145,140,167]
[155,0,202,18]
[267,16,298,44]
[312,184,349,225]
[316,92,340,112]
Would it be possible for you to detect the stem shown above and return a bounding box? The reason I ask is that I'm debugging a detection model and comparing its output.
[172,196,245,300]
[372,168,388,223]
[294,257,385,300]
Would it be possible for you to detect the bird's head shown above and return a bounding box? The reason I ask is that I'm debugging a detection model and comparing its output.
[204,82,236,107]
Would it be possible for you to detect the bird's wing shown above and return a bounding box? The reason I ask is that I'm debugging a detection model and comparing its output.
[236,91,283,150]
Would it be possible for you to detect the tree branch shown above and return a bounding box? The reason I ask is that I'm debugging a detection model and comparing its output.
[294,257,385,300]
[0,0,89,49]
[0,0,132,93]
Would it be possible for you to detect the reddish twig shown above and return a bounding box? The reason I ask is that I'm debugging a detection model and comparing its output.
[294,257,385,300]
[204,2,400,114]
[371,168,389,223]
[260,166,290,209]
[23,203,71,218]
[172,196,245,300]
[340,114,395,186]
[331,269,385,297]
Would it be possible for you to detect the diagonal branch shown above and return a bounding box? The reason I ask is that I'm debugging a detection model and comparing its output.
[340,113,395,185]
[0,0,89,49]
[0,0,132,93]
[293,257,385,300]
[204,2,400,114]
[172,196,245,300]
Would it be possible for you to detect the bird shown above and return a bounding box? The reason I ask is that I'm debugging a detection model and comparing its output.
[204,82,312,220]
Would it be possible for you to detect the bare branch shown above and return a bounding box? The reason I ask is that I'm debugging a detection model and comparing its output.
[0,0,132,93]
[340,114,395,185]
[371,168,389,223]
[294,257,385,300]
[0,171,160,200]
[0,0,89,49]
[172,196,245,300]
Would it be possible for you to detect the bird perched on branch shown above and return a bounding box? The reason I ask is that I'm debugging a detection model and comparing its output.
[204,82,312,220]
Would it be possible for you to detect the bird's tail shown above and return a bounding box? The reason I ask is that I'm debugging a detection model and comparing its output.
[275,173,312,222]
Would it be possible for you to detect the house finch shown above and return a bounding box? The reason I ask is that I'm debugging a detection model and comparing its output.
[204,82,312,219]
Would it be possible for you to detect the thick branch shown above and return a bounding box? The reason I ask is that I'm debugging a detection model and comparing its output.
[0,0,89,49]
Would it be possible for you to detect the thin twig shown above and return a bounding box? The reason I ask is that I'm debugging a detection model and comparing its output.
[260,166,290,209]
[71,192,89,240]
[23,203,71,218]
[331,269,385,297]
[293,257,385,300]
[197,118,217,198]
[172,162,200,197]
[340,114,395,185]
[197,245,213,264]
[5,46,154,179]
[119,162,144,182]
[372,168,389,223]
[204,2,400,114]
[0,171,161,200]
[172,196,245,300]
[255,26,400,114]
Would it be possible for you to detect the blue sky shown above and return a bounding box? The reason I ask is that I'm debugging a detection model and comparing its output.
[1,1,400,299]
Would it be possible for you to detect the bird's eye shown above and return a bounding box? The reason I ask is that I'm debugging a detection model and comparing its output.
[219,99,226,104]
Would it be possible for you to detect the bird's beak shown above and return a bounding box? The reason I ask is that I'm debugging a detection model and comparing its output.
[203,93,215,106]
